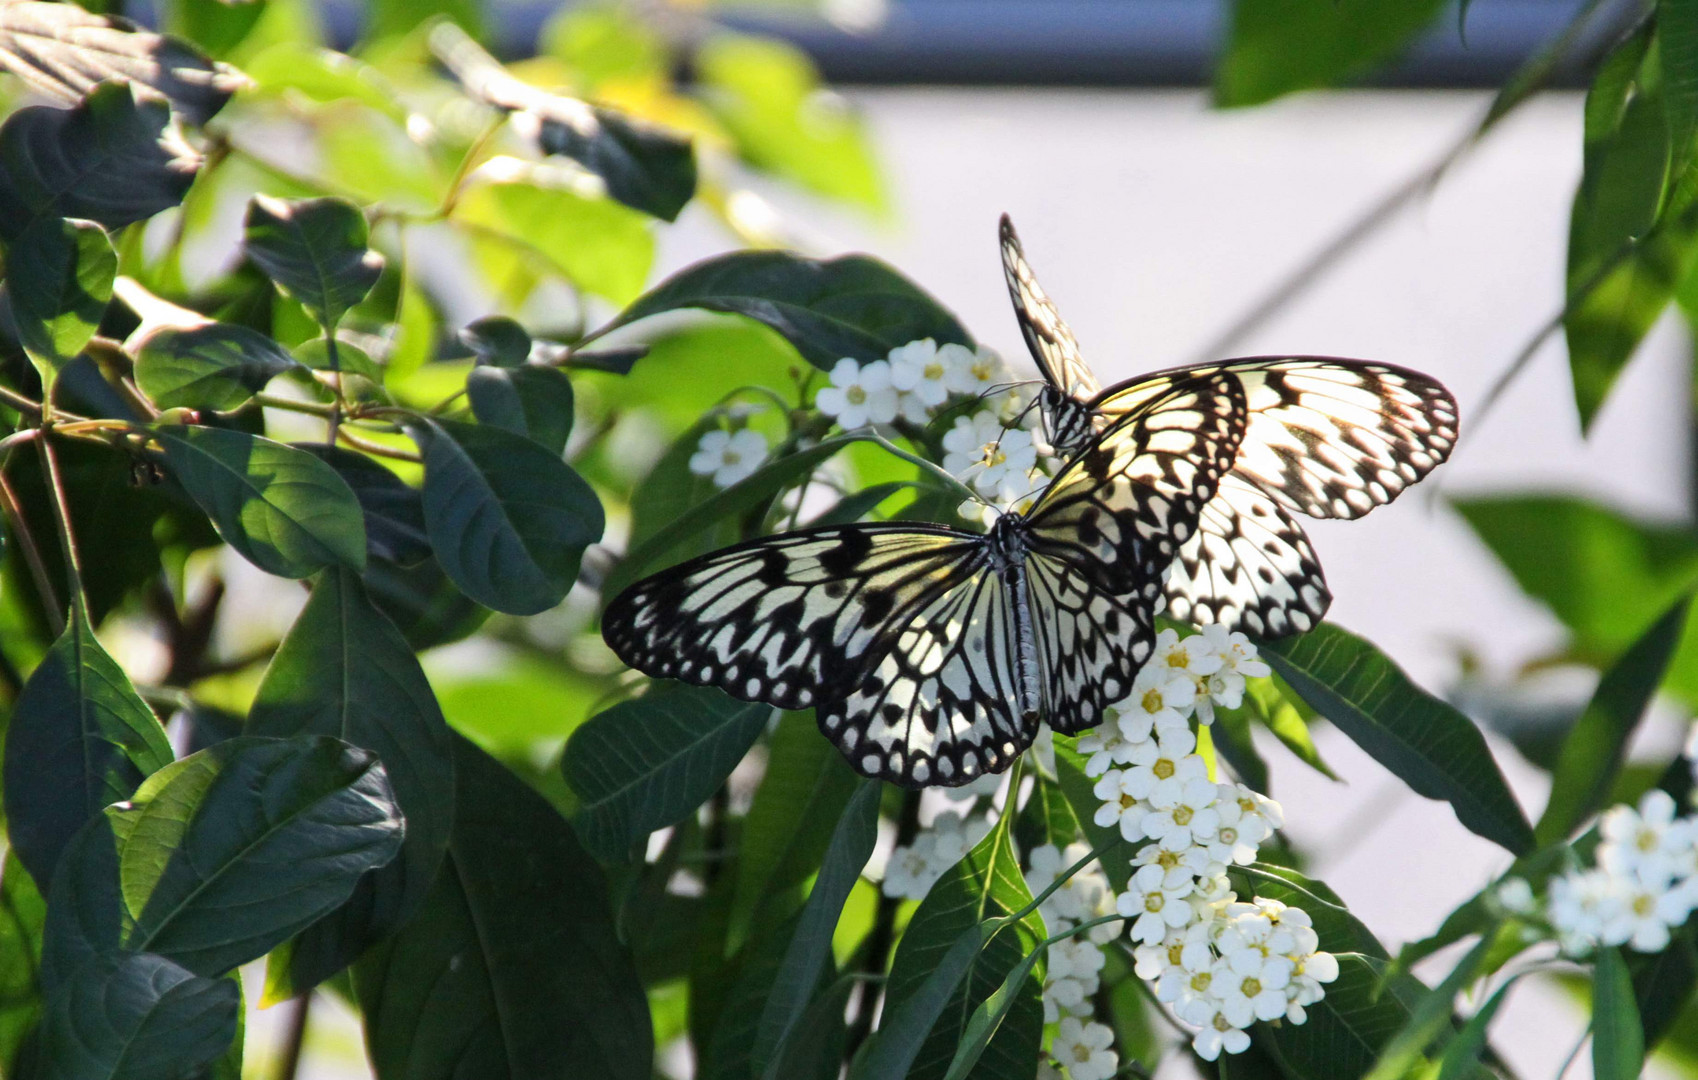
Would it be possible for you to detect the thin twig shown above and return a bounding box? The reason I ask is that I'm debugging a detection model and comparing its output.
[272,992,312,1080]
[0,464,62,636]
[37,434,85,619]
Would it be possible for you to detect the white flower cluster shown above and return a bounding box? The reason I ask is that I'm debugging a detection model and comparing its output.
[1524,789,1698,955]
[1079,627,1336,1060]
[882,810,994,900]
[815,338,1007,429]
[688,427,770,489]
[1024,843,1123,1021]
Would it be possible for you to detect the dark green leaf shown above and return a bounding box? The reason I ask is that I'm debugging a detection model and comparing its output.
[243,195,384,332]
[38,814,123,992]
[458,314,530,367]
[36,951,238,1080]
[0,82,200,241]
[623,413,738,568]
[0,854,47,1076]
[754,780,880,1077]
[1259,954,1416,1080]
[465,365,575,456]
[1663,0,1698,175]
[537,106,696,222]
[1435,976,1517,1080]
[295,445,430,566]
[413,417,603,615]
[1214,0,1448,108]
[3,602,173,890]
[563,686,770,862]
[1363,934,1494,1080]
[605,250,971,371]
[115,735,404,976]
[155,424,367,578]
[355,734,651,1080]
[249,567,455,992]
[1451,495,1698,658]
[1594,946,1646,1080]
[293,336,382,382]
[879,821,1043,1080]
[942,942,1047,1080]
[0,1,245,124]
[1629,921,1697,1047]
[6,217,115,374]
[849,924,987,1080]
[1234,863,1387,959]
[1013,772,1083,854]
[134,321,301,410]
[1262,622,1535,855]
[1052,741,1131,892]
[1536,596,1691,845]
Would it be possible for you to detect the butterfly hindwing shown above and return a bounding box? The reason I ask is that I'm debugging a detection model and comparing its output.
[1026,550,1157,735]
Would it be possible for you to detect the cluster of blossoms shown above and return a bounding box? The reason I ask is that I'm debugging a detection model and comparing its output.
[1085,628,1337,1061]
[882,808,996,900]
[1503,786,1698,956]
[687,426,771,489]
[1025,842,1123,1079]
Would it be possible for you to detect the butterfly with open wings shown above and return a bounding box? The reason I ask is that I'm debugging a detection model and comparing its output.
[1000,214,1459,639]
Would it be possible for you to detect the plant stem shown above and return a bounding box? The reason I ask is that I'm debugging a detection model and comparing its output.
[0,384,44,417]
[254,393,338,418]
[35,435,84,622]
[0,464,63,636]
[338,428,422,462]
[273,992,312,1080]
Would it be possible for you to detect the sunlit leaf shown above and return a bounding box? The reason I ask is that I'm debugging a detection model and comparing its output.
[356,735,652,1080]
[605,249,971,371]
[1263,622,1536,855]
[6,217,115,380]
[563,685,771,862]
[135,321,302,410]
[2,601,173,890]
[243,195,384,332]
[1215,0,1448,108]
[454,178,654,307]
[0,82,201,241]
[0,854,47,1075]
[1258,954,1417,1080]
[155,425,367,578]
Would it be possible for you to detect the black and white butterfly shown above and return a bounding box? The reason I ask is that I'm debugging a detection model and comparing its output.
[603,371,1247,788]
[1000,214,1459,639]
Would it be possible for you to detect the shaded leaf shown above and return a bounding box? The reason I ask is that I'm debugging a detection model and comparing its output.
[36,951,238,1080]
[458,314,530,367]
[1362,934,1493,1080]
[1215,0,1448,108]
[465,364,575,456]
[249,567,455,993]
[1262,622,1535,855]
[605,250,971,371]
[413,417,603,615]
[1536,596,1692,845]
[0,82,200,242]
[2,602,173,890]
[1629,919,1697,1047]
[155,424,367,578]
[356,734,651,1080]
[1594,946,1645,1080]
[6,217,115,376]
[1435,976,1517,1080]
[114,735,403,976]
[563,686,770,862]
[0,1,245,124]
[849,924,987,1080]
[134,321,301,410]
[243,195,384,332]
[754,780,880,1076]
[1258,954,1415,1080]
[0,854,48,1076]
[1051,741,1131,892]
[295,445,430,567]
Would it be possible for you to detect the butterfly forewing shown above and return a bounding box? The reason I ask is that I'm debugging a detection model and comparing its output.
[1026,551,1157,735]
[1000,215,1100,452]
[1163,472,1330,637]
[602,524,984,711]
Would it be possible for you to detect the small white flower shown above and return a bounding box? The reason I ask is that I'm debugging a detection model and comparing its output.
[1116,863,1198,944]
[1051,1018,1117,1080]
[888,338,952,420]
[882,835,941,900]
[1549,867,1623,955]
[1152,628,1224,679]
[1599,789,1690,888]
[1050,937,1107,984]
[942,411,1006,477]
[1182,1001,1251,1061]
[926,810,992,866]
[1685,720,1698,763]
[1117,666,1198,740]
[1077,721,1141,777]
[1037,1064,1064,1080]
[1042,972,1093,1021]
[1124,730,1207,809]
[1221,951,1295,1025]
[1288,948,1339,1007]
[1026,843,1089,922]
[1140,777,1224,848]
[1202,785,1267,866]
[816,358,899,428]
[1200,623,1272,679]
[1600,878,1692,953]
[1030,725,1058,776]
[1133,836,1225,890]
[1092,769,1148,841]
[1493,877,1538,916]
[941,342,1009,397]
[687,428,769,488]
[942,770,1004,803]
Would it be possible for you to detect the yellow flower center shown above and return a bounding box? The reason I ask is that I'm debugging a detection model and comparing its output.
[1637,828,1659,852]
[1238,796,1257,814]
[1153,759,1175,780]
[924,361,945,379]
[1241,977,1262,997]
[1073,1045,1092,1064]
[1633,894,1656,917]
[846,386,867,405]
[1142,689,1164,713]
[1119,793,1137,810]
[1157,850,1181,870]
[722,451,741,465]
[1190,971,1212,992]
[1144,894,1164,913]
[1174,806,1193,825]
[1220,827,1238,844]
[971,361,994,380]
[1167,943,1185,965]
[1166,649,1190,668]
[1213,1014,1233,1032]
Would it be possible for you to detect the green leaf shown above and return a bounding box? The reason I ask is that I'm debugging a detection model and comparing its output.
[455,179,654,307]
[1051,742,1130,892]
[941,942,1048,1080]
[1234,863,1386,958]
[1594,946,1646,1080]
[6,217,116,375]
[1664,0,1698,180]
[1260,954,1417,1080]
[248,567,455,992]
[0,854,48,1077]
[849,924,987,1080]
[35,951,238,1080]
[542,5,665,91]
[754,780,880,1077]
[562,686,771,862]
[1214,0,1448,108]
[605,249,971,371]
[1536,595,1692,845]
[134,321,302,410]
[1435,976,1517,1080]
[294,335,382,382]
[2,601,173,890]
[240,41,406,122]
[1262,622,1535,855]
[458,314,530,367]
[0,82,201,241]
[1451,495,1698,658]
[0,1,244,124]
[879,819,1044,1080]
[242,195,384,332]
[413,417,603,615]
[696,33,884,210]
[355,734,652,1080]
[155,424,368,578]
[624,413,738,562]
[295,444,430,567]
[1362,934,1493,1080]
[1630,922,1696,1047]
[465,365,575,456]
[113,735,404,976]
[38,813,124,991]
